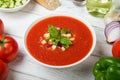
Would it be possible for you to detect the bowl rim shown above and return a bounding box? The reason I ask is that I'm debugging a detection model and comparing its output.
[24,14,96,68]
[0,0,30,11]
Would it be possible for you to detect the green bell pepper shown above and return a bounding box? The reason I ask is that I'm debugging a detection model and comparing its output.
[93,57,120,80]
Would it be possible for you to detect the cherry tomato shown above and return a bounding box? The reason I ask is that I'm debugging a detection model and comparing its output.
[0,60,9,80]
[0,19,4,35]
[112,40,120,57]
[0,34,18,63]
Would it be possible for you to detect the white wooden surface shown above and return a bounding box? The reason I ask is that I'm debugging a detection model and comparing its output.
[0,0,113,80]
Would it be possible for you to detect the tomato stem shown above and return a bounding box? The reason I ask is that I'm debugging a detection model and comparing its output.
[0,34,9,49]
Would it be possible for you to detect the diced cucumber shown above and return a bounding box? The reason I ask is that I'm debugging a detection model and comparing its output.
[15,0,22,7]
[9,0,15,8]
[22,0,28,4]
[0,0,28,8]
[0,1,4,7]
[0,3,8,8]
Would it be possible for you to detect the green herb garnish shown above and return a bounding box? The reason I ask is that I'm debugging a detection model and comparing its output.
[61,28,71,34]
[48,25,61,45]
[48,25,73,48]
[48,25,60,39]
[60,37,72,48]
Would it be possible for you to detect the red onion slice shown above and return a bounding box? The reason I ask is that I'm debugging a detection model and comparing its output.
[104,21,120,43]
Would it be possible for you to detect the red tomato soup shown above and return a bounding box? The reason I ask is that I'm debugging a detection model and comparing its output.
[26,16,93,66]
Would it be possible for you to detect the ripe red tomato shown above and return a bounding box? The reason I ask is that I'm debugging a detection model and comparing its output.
[112,40,120,57]
[0,19,4,35]
[0,35,18,63]
[0,60,9,80]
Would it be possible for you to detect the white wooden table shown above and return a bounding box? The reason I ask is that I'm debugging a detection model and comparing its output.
[0,0,113,80]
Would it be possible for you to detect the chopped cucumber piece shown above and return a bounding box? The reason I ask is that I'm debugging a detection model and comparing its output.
[0,0,28,8]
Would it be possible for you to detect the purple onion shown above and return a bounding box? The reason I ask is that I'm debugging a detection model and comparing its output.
[47,44,52,48]
[104,21,120,43]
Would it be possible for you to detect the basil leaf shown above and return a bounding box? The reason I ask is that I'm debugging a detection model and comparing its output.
[60,37,72,48]
[61,28,71,34]
[48,25,73,49]
[48,25,60,39]
[51,38,60,45]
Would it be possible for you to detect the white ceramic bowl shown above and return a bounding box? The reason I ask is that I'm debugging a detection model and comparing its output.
[0,0,30,12]
[24,14,96,68]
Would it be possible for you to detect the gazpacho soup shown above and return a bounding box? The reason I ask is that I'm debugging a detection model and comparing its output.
[25,16,94,67]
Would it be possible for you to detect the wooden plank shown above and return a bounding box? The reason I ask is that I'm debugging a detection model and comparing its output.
[8,69,45,80]
[8,52,99,80]
[0,12,39,37]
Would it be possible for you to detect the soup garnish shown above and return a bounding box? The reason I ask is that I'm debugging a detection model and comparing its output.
[41,25,75,51]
